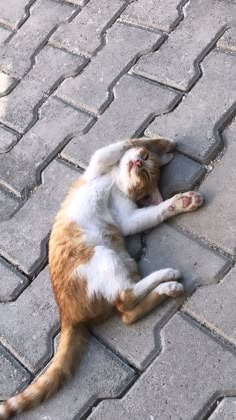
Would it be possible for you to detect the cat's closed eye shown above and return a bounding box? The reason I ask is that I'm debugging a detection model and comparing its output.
[142,152,149,161]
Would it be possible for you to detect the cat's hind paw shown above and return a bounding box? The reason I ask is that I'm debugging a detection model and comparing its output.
[155,281,184,297]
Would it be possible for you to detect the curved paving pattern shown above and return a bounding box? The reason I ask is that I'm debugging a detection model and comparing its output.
[133,0,236,90]
[209,398,236,420]
[146,50,236,163]
[0,0,236,418]
[120,0,184,32]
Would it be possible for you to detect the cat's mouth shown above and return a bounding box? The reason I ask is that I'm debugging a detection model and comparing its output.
[128,160,142,174]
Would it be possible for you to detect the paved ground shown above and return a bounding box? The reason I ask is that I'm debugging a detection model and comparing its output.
[0,0,236,419]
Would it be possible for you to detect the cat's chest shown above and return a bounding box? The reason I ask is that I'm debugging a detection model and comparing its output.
[109,185,136,226]
[66,175,113,224]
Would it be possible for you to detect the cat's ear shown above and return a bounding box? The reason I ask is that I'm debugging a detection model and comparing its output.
[147,138,175,166]
[140,187,163,207]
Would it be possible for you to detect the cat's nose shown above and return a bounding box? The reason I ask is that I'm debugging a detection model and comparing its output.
[134,159,142,167]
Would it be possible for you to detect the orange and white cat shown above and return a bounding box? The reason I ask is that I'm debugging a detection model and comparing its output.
[0,138,203,419]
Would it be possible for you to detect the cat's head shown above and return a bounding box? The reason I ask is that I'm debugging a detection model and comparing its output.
[117,139,175,206]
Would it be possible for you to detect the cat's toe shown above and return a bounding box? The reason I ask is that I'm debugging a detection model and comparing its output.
[156,281,184,297]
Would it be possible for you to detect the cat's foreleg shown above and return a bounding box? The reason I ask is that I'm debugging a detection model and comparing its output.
[116,268,182,312]
[121,191,203,235]
[85,140,132,179]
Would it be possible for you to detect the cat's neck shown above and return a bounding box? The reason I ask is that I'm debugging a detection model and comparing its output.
[111,166,129,199]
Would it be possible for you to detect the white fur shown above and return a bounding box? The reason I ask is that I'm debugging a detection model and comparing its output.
[155,281,184,296]
[65,140,201,302]
[8,396,19,411]
[75,246,133,301]
[133,269,181,300]
[0,405,7,419]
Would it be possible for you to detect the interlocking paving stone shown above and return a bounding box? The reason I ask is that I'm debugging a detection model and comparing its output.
[184,267,236,346]
[217,26,236,52]
[18,338,135,420]
[64,0,88,6]
[0,259,28,303]
[160,153,205,199]
[89,314,236,420]
[61,74,181,166]
[0,0,236,416]
[177,117,236,254]
[0,188,19,222]
[0,27,11,45]
[0,72,16,97]
[120,0,183,32]
[133,0,236,91]
[0,344,31,400]
[57,23,160,114]
[0,125,18,153]
[146,51,236,163]
[0,267,59,373]
[0,0,33,29]
[209,398,236,420]
[0,0,75,79]
[125,235,144,262]
[0,46,85,133]
[0,160,79,275]
[94,223,230,370]
[51,0,127,57]
[0,97,92,196]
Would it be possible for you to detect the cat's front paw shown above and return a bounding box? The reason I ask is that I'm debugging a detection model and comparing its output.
[156,281,184,297]
[168,191,203,214]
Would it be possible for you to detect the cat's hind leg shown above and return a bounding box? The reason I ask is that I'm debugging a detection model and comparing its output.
[116,268,182,312]
[120,281,184,325]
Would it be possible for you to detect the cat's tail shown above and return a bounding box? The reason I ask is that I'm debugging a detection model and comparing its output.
[0,322,89,419]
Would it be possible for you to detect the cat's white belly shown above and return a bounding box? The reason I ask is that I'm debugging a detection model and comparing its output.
[75,245,133,302]
[67,174,136,302]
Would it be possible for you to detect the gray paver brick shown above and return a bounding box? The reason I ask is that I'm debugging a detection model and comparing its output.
[0,46,85,133]
[61,74,180,167]
[146,50,236,163]
[160,152,205,199]
[217,26,236,52]
[120,0,183,32]
[0,188,19,222]
[133,0,236,90]
[0,125,18,153]
[18,338,135,420]
[0,27,11,45]
[0,0,33,29]
[94,223,230,370]
[125,235,143,261]
[51,0,127,57]
[184,267,236,346]
[90,314,236,420]
[0,344,31,400]
[209,398,236,420]
[0,267,59,372]
[0,160,79,274]
[57,23,160,114]
[0,72,16,97]
[177,116,236,254]
[64,0,88,6]
[0,97,92,197]
[0,0,75,79]
[0,259,28,303]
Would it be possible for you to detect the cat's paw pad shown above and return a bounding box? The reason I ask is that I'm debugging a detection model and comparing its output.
[156,281,184,297]
[169,191,203,213]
